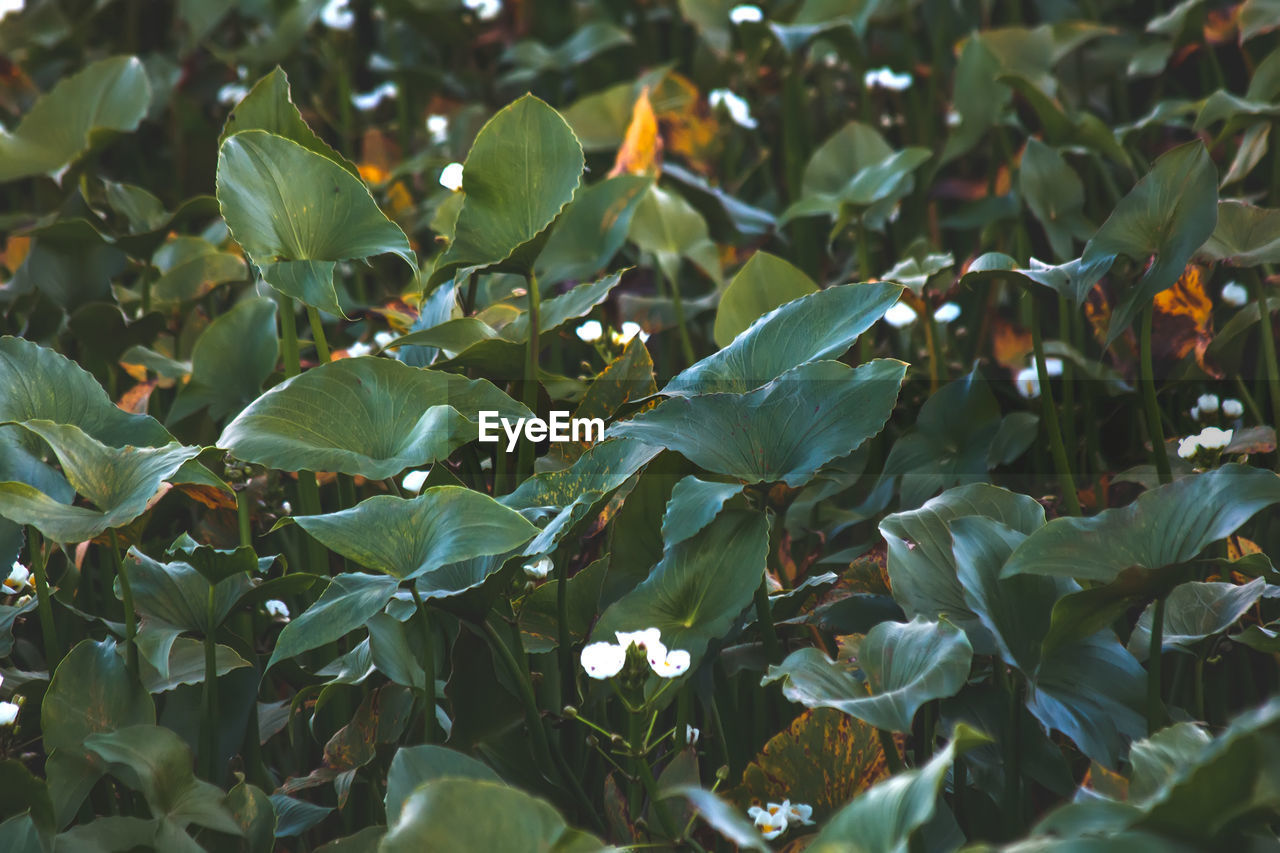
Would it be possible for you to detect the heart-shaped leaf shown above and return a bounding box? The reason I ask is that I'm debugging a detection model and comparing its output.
[713,252,818,349]
[1196,200,1280,266]
[267,573,401,670]
[167,296,278,424]
[534,175,651,284]
[218,67,355,175]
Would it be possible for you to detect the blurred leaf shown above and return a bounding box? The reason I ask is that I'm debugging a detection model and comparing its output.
[8,219,125,311]
[225,781,276,853]
[1020,139,1092,261]
[1197,200,1280,265]
[534,176,650,284]
[519,557,608,653]
[269,794,332,837]
[43,639,154,755]
[1127,577,1267,659]
[629,184,722,286]
[384,746,500,826]
[666,785,769,852]
[150,237,247,305]
[714,252,818,349]
[266,573,400,670]
[502,272,624,342]
[124,547,252,633]
[609,86,660,177]
[661,475,743,546]
[168,296,278,424]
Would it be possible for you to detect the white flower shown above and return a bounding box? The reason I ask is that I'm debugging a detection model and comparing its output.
[786,802,815,825]
[463,0,502,20]
[1015,367,1040,399]
[0,701,18,726]
[933,302,961,324]
[264,600,290,620]
[1190,405,1201,421]
[217,83,249,106]
[5,562,30,593]
[575,320,603,343]
[729,4,763,23]
[1044,358,1064,377]
[946,108,962,127]
[1197,394,1220,414]
[883,301,918,328]
[748,802,789,840]
[1222,398,1244,418]
[0,0,23,19]
[1221,280,1249,307]
[345,340,374,358]
[708,89,757,129]
[281,501,293,515]
[615,627,664,653]
[14,595,30,607]
[1197,426,1233,450]
[864,67,913,91]
[612,321,650,345]
[374,330,397,349]
[523,555,553,579]
[685,724,700,745]
[650,647,691,677]
[401,469,430,493]
[1177,435,1200,459]
[427,114,449,145]
[439,162,465,192]
[352,81,398,111]
[321,0,354,30]
[580,642,627,679]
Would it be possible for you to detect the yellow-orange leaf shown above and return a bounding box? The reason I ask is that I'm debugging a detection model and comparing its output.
[1153,263,1220,376]
[609,86,661,177]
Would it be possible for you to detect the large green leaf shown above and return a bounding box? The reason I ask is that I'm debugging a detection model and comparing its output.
[534,175,651,284]
[266,573,400,670]
[628,184,722,287]
[43,639,155,754]
[1077,141,1219,343]
[1001,464,1280,583]
[613,359,906,487]
[592,509,769,667]
[218,356,529,478]
[661,475,743,546]
[384,746,500,826]
[1020,138,1092,261]
[290,486,538,580]
[216,130,415,315]
[500,271,624,342]
[218,66,355,174]
[167,296,278,424]
[432,94,585,286]
[0,421,200,543]
[381,779,607,853]
[661,282,904,396]
[1127,577,1268,660]
[0,56,150,183]
[880,483,1047,656]
[150,237,247,305]
[763,618,973,733]
[1196,200,1280,266]
[713,252,818,349]
[124,548,253,634]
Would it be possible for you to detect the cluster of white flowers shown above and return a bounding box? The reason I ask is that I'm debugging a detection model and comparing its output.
[463,0,502,21]
[864,67,913,91]
[580,628,690,679]
[440,162,465,191]
[345,340,375,358]
[427,115,449,145]
[0,673,20,727]
[1178,426,1234,460]
[522,555,553,580]
[729,4,764,23]
[1221,280,1249,307]
[401,469,430,493]
[747,799,814,840]
[883,302,917,328]
[5,562,30,594]
[1191,394,1244,421]
[1014,358,1064,399]
[352,81,398,112]
[709,89,757,129]
[264,599,290,620]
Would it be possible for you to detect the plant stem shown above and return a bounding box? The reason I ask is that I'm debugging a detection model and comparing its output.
[306,305,331,363]
[1139,304,1172,485]
[1147,595,1167,734]
[236,486,252,548]
[27,528,61,669]
[878,728,904,774]
[666,270,696,366]
[557,564,573,709]
[108,530,137,679]
[1250,271,1280,471]
[1193,653,1206,721]
[202,587,220,781]
[633,738,679,839]
[279,295,301,379]
[753,577,780,663]
[517,273,541,483]
[1027,294,1082,515]
[411,586,438,743]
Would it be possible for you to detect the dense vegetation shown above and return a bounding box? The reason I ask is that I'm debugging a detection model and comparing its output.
[3,0,1280,849]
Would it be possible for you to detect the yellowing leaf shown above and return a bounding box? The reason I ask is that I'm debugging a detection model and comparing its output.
[609,86,661,177]
[1153,263,1220,376]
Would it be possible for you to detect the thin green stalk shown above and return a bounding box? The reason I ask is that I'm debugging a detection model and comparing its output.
[1147,595,1167,734]
[202,587,220,781]
[634,739,679,839]
[664,270,696,366]
[517,273,541,483]
[337,474,357,511]
[279,295,301,379]
[306,305,331,364]
[627,711,643,817]
[411,587,438,743]
[557,564,574,709]
[878,729,904,774]
[753,577,780,663]
[1250,272,1280,471]
[27,528,61,669]
[294,471,327,571]
[237,487,252,548]
[109,530,137,679]
[1193,653,1206,721]
[1139,304,1173,485]
[1028,295,1082,515]
[1003,672,1023,836]
[1058,296,1078,467]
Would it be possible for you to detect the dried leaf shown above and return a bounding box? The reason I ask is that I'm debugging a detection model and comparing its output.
[610,86,661,177]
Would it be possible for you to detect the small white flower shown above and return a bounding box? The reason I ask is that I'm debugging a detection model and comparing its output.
[1197,394,1220,414]
[14,595,30,607]
[1045,358,1064,377]
[1190,405,1202,421]
[217,83,249,106]
[523,555,553,579]
[729,4,763,23]
[1221,280,1249,307]
[1177,435,1200,459]
[264,600,290,620]
[575,320,604,343]
[401,469,430,493]
[321,0,354,30]
[748,802,789,840]
[650,647,691,678]
[427,114,449,145]
[612,321,650,345]
[946,108,962,127]
[580,642,627,679]
[5,562,30,593]
[1197,426,1233,450]
[685,724,700,745]
[1015,367,1040,399]
[281,501,293,515]
[345,340,374,358]
[1222,398,1244,418]
[708,89,757,129]
[374,330,397,349]
[933,302,961,324]
[616,627,663,653]
[439,162,465,192]
[0,0,23,19]
[786,802,815,825]
[0,701,18,726]
[864,67,913,91]
[883,302,918,328]
[352,81,398,111]
[463,0,502,20]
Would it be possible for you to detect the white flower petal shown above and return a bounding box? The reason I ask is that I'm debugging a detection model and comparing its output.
[1221,281,1249,307]
[1177,435,1200,459]
[1196,427,1233,450]
[580,642,627,679]
[708,89,757,129]
[1015,367,1040,399]
[440,162,465,191]
[0,701,18,726]
[401,469,430,493]
[523,555,554,579]
[883,302,918,328]
[933,302,961,324]
[787,802,815,825]
[1197,394,1220,413]
[321,0,354,30]
[264,599,290,619]
[1222,398,1244,418]
[729,4,763,22]
[427,114,449,144]
[575,320,603,343]
[345,341,374,358]
[652,647,691,678]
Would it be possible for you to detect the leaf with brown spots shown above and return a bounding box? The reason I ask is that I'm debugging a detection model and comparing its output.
[1153,263,1221,377]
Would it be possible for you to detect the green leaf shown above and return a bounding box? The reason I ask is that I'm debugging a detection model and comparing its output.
[138,638,251,693]
[1077,141,1219,343]
[1020,138,1092,261]
[6,219,124,311]
[628,184,722,287]
[266,573,400,670]
[124,548,251,633]
[713,252,818,349]
[880,483,1047,656]
[226,781,277,853]
[433,94,585,286]
[216,130,415,315]
[661,476,743,546]
[167,296,278,424]
[1196,200,1280,266]
[218,67,356,175]
[662,282,904,395]
[381,779,607,853]
[1002,464,1280,583]
[614,360,904,487]
[501,272,624,343]
[807,726,990,853]
[43,639,154,754]
[592,509,769,667]
[667,786,769,853]
[1128,722,1213,807]
[384,746,500,826]
[518,557,608,653]
[84,725,240,834]
[764,617,973,733]
[534,175,651,284]
[1127,577,1267,659]
[218,356,529,478]
[0,56,150,183]
[150,237,247,305]
[291,486,538,580]
[0,421,199,543]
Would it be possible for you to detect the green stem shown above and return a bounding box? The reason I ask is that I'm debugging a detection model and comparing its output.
[753,577,780,663]
[109,530,137,679]
[306,305,331,364]
[236,486,252,548]
[1027,295,1082,515]
[279,295,301,379]
[27,529,61,669]
[517,273,541,483]
[1193,653,1206,721]
[634,737,679,839]
[1140,304,1172,485]
[1147,595,1167,734]
[878,728,904,774]
[294,471,327,572]
[667,270,696,366]
[1250,272,1280,471]
[202,587,220,781]
[1058,296,1078,468]
[557,562,574,709]
[411,586,438,743]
